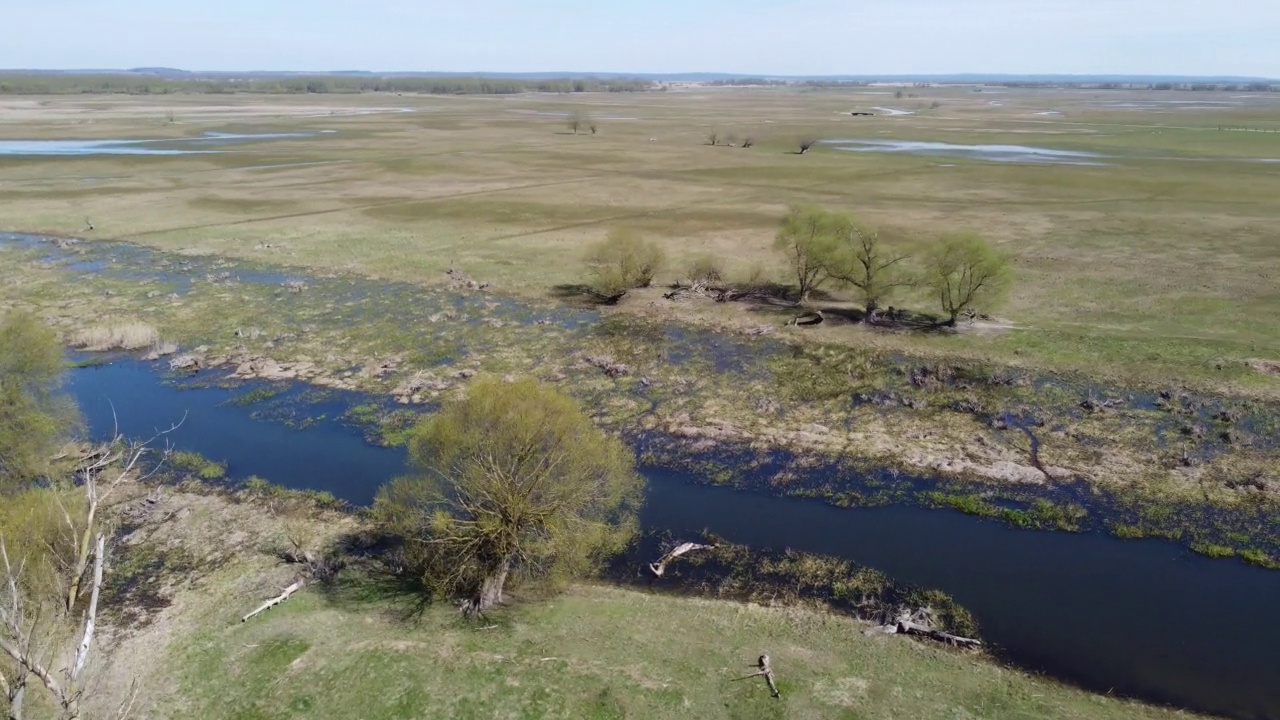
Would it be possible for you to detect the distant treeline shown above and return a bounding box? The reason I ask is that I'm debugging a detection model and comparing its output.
[0,74,654,95]
[990,81,1277,92]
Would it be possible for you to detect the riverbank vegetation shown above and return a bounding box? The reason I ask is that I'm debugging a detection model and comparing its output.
[54,480,1210,719]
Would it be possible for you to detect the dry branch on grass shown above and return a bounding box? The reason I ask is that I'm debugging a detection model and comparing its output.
[241,580,305,623]
[869,608,981,648]
[733,654,780,699]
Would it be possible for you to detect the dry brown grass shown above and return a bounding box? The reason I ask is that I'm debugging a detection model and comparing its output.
[72,322,160,351]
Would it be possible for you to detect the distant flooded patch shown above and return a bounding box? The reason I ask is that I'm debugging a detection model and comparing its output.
[824,138,1107,165]
[870,106,914,116]
[0,131,327,157]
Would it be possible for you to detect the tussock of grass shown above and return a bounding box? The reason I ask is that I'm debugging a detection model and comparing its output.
[72,322,161,351]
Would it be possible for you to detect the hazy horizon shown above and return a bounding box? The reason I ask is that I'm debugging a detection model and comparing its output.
[6,0,1279,78]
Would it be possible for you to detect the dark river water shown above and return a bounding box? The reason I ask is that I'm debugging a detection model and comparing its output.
[67,360,1280,720]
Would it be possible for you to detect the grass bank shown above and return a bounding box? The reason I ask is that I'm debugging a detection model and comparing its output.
[89,488,1200,720]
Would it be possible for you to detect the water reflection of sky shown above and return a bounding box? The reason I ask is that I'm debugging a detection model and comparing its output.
[0,130,329,156]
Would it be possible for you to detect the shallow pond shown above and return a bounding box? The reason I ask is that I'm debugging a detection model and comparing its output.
[66,359,1280,720]
[0,131,327,156]
[823,138,1108,165]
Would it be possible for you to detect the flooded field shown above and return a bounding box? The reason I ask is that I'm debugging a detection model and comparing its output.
[822,138,1108,165]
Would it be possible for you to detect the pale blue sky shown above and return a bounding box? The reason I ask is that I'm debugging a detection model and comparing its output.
[5,0,1278,77]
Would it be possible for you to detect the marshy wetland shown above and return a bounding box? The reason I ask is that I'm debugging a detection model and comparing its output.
[2,85,1279,719]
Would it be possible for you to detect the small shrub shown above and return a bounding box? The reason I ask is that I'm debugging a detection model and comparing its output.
[583,228,666,297]
[686,255,724,284]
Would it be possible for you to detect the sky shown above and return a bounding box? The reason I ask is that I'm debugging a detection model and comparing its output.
[4,0,1278,77]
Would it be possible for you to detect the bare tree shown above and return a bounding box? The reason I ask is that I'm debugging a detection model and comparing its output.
[2,528,104,719]
[824,219,914,313]
[567,110,586,135]
[741,136,755,149]
[589,121,597,135]
[707,132,719,146]
[1,421,178,720]
[774,205,839,303]
[55,423,180,614]
[797,138,818,154]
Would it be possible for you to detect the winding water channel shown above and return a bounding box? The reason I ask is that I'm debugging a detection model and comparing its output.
[67,360,1280,720]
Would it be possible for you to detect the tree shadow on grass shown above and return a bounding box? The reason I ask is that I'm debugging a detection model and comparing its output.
[550,283,624,306]
[311,529,436,624]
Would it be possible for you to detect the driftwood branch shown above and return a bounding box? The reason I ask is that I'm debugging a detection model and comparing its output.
[648,542,716,577]
[895,620,982,648]
[241,580,305,623]
[732,654,780,698]
[869,608,981,648]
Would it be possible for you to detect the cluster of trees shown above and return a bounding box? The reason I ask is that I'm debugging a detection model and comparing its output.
[775,205,1012,322]
[0,74,654,96]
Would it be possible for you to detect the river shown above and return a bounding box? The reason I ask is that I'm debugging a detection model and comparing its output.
[66,359,1280,720]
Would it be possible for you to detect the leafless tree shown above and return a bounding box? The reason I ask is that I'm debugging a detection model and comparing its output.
[797,138,818,154]
[707,132,719,146]
[741,136,755,149]
[1,417,180,720]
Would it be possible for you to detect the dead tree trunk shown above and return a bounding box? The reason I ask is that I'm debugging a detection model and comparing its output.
[895,620,982,648]
[648,542,716,577]
[734,654,780,698]
[2,670,26,720]
[241,580,305,623]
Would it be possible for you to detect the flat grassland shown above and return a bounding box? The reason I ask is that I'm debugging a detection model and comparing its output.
[2,87,1279,391]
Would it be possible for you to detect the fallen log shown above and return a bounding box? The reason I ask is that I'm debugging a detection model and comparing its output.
[648,541,717,577]
[895,620,982,648]
[241,579,305,623]
[733,654,781,698]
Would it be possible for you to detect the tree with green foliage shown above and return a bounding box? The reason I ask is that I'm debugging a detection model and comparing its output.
[774,205,840,303]
[583,228,667,301]
[925,233,1013,324]
[0,313,77,493]
[372,379,643,615]
[824,219,913,312]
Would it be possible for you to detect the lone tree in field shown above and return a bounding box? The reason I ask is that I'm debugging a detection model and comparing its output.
[373,379,642,615]
[774,205,839,303]
[925,233,1013,324]
[797,138,818,154]
[583,227,667,301]
[0,313,78,494]
[567,110,587,134]
[824,219,913,313]
[707,131,719,146]
[741,136,755,149]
